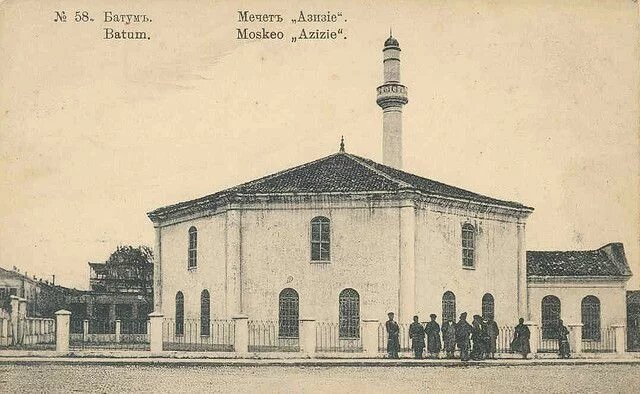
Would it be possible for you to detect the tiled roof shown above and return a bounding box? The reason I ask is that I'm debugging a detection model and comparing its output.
[527,243,632,277]
[148,152,533,221]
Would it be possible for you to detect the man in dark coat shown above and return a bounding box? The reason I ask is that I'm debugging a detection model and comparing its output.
[455,312,473,361]
[511,318,531,359]
[408,315,425,359]
[441,319,456,358]
[486,317,499,359]
[386,312,400,359]
[471,314,487,360]
[558,319,570,358]
[424,314,442,358]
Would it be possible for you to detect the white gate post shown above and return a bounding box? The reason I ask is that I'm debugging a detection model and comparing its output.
[362,319,380,356]
[148,311,164,353]
[115,319,122,343]
[233,314,249,354]
[299,318,316,357]
[568,323,583,355]
[55,310,71,353]
[611,324,626,354]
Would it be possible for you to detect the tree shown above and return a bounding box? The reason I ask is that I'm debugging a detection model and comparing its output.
[102,245,154,295]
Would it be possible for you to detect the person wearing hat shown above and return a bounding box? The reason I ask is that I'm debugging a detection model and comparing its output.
[409,315,426,359]
[424,314,442,358]
[385,312,400,359]
[455,312,473,361]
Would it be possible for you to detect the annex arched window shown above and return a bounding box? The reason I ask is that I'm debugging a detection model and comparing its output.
[581,296,601,341]
[188,226,198,269]
[442,291,456,323]
[200,290,211,336]
[278,288,299,338]
[482,293,495,320]
[462,223,475,267]
[541,295,561,339]
[175,291,184,336]
[310,217,330,261]
[339,288,360,338]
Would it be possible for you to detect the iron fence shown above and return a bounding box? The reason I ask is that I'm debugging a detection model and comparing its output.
[70,319,150,350]
[248,320,299,352]
[496,326,515,353]
[538,330,560,353]
[316,322,362,353]
[582,327,616,353]
[163,318,235,352]
[0,317,54,350]
[377,322,411,352]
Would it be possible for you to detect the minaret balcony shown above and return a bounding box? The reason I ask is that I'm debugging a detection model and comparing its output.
[376,83,408,108]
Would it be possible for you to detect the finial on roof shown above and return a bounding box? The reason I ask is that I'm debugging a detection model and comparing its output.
[339,135,345,152]
[390,27,393,37]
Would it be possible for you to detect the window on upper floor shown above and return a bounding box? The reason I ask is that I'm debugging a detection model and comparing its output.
[188,226,197,269]
[462,223,475,268]
[311,217,330,262]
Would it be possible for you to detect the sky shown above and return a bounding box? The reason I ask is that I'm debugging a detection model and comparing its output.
[0,0,638,290]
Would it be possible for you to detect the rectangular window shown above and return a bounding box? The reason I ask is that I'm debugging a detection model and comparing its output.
[311,217,330,261]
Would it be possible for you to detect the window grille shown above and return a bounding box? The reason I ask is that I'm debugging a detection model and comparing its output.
[442,291,456,323]
[175,291,184,336]
[541,295,561,339]
[311,217,330,261]
[462,223,475,267]
[188,227,197,269]
[201,290,211,336]
[339,288,360,338]
[278,288,299,338]
[482,293,495,320]
[581,296,601,341]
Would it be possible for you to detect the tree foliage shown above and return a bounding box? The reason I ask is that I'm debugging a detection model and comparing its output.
[106,245,153,267]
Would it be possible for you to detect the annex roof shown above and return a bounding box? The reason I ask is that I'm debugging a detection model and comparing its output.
[148,152,533,222]
[527,243,632,278]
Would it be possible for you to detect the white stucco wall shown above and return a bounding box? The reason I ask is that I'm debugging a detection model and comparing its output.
[528,280,628,328]
[414,204,521,325]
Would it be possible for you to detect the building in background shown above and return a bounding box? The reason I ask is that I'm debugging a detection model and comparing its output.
[0,266,74,317]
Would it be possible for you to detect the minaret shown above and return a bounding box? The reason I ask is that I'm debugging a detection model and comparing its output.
[376,33,408,169]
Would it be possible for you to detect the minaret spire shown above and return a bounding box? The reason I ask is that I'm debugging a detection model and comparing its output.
[376,33,408,169]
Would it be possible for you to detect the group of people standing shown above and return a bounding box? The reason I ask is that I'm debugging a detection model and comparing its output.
[385,312,543,361]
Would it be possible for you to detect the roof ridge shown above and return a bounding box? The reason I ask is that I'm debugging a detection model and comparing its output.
[230,152,343,194]
[344,153,414,189]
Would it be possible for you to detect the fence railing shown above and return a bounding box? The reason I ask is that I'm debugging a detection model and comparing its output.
[316,322,362,352]
[248,320,299,352]
[163,318,235,352]
[496,326,515,353]
[0,317,13,347]
[70,319,150,350]
[21,317,56,347]
[582,328,616,353]
[538,331,560,353]
[377,323,412,352]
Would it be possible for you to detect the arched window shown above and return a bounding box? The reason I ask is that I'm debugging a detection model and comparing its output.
[175,291,184,336]
[442,291,456,323]
[339,288,360,338]
[581,296,601,341]
[482,293,495,320]
[278,288,299,338]
[188,226,198,269]
[462,223,475,267]
[311,217,330,261]
[200,290,211,336]
[541,295,561,339]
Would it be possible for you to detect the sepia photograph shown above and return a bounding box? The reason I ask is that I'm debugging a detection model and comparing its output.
[0,0,639,392]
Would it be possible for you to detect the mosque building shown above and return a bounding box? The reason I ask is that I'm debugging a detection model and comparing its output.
[147,35,632,343]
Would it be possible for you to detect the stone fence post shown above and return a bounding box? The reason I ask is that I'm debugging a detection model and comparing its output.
[233,314,249,354]
[568,323,583,355]
[55,310,71,352]
[299,318,316,356]
[525,321,538,356]
[148,312,164,353]
[9,296,20,345]
[362,319,380,355]
[83,319,89,339]
[611,324,626,354]
[115,320,121,343]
